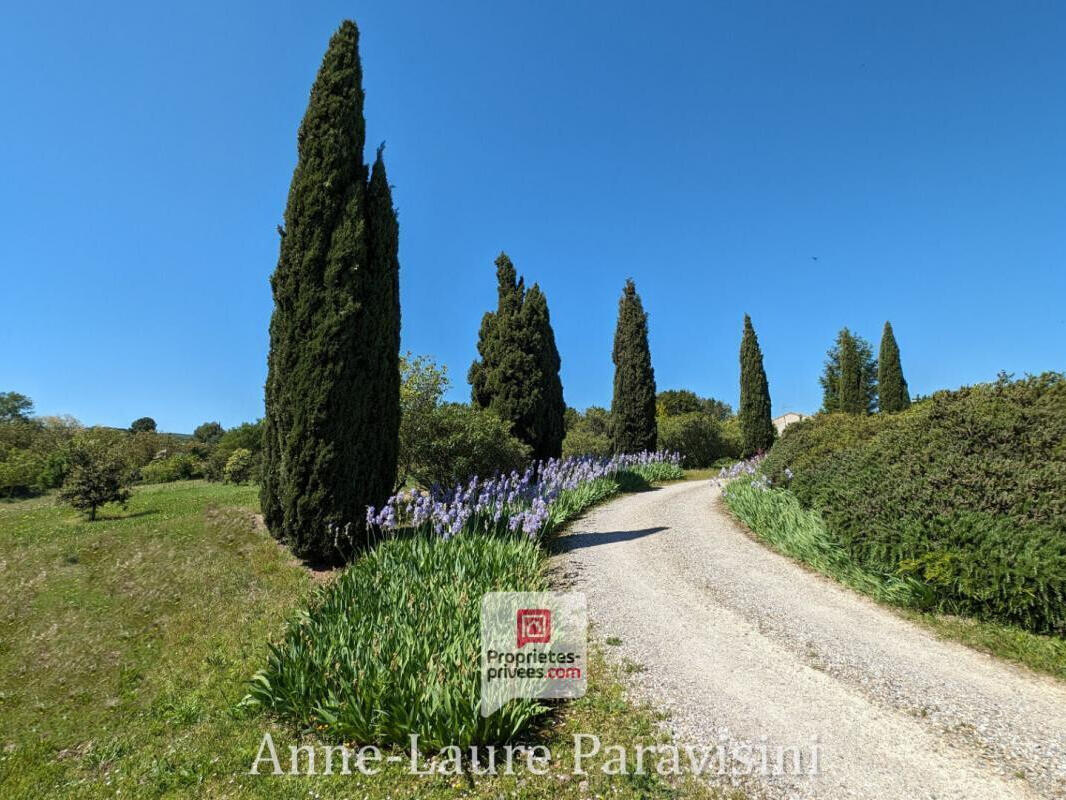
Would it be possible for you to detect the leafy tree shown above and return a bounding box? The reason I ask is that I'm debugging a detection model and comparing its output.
[738,314,775,455]
[223,448,254,484]
[0,392,33,422]
[877,321,910,413]
[610,280,657,453]
[193,421,225,445]
[562,406,613,458]
[260,21,401,564]
[408,403,530,489]
[59,437,132,521]
[130,417,157,433]
[398,354,449,487]
[657,412,724,468]
[656,389,732,420]
[468,253,564,460]
[821,328,877,414]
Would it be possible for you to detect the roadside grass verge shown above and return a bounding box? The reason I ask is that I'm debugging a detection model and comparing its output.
[251,457,686,750]
[2,472,725,799]
[721,481,1066,681]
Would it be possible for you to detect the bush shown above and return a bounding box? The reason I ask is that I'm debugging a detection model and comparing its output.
[130,417,157,433]
[562,406,613,459]
[656,412,723,468]
[140,453,202,484]
[718,417,744,459]
[408,403,530,489]
[760,412,887,491]
[248,532,547,748]
[763,373,1066,634]
[222,448,254,484]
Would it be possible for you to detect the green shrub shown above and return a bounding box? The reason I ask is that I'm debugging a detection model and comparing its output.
[656,412,723,468]
[140,453,202,484]
[765,373,1066,634]
[222,448,254,484]
[718,417,744,459]
[408,403,530,488]
[562,406,613,459]
[247,532,547,748]
[761,412,888,491]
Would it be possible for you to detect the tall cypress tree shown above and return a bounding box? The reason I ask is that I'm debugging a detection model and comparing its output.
[739,315,774,456]
[610,280,657,453]
[468,253,564,460]
[261,21,400,564]
[523,285,565,459]
[820,328,877,414]
[877,321,910,413]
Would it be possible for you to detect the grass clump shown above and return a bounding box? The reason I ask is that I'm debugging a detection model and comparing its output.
[248,532,547,748]
[722,480,926,607]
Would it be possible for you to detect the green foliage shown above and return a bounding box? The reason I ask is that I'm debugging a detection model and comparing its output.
[723,481,927,607]
[261,20,400,564]
[397,353,449,485]
[656,389,732,420]
[767,373,1066,634]
[399,354,530,488]
[193,421,225,445]
[877,321,910,413]
[407,403,530,489]
[248,532,548,748]
[718,416,744,459]
[656,412,724,468]
[223,448,254,484]
[140,453,202,484]
[0,391,33,422]
[738,314,774,456]
[468,254,565,460]
[562,406,613,458]
[761,412,887,490]
[610,280,657,454]
[58,436,132,520]
[820,328,877,414]
[130,417,157,434]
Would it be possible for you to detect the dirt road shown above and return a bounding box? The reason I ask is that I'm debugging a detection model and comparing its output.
[551,480,1066,799]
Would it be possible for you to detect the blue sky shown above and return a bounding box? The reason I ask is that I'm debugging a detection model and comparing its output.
[2,1,1064,432]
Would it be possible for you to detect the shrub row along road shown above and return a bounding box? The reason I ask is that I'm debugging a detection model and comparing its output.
[552,480,1066,800]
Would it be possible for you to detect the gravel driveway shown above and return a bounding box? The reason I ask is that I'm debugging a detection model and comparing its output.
[550,480,1066,799]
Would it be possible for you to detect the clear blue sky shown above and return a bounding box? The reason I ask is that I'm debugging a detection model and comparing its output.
[3,1,1064,432]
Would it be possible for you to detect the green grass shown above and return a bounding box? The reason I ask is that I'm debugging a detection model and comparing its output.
[0,480,737,799]
[722,481,1066,682]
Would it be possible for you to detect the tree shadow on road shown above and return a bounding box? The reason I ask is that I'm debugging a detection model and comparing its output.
[552,526,668,553]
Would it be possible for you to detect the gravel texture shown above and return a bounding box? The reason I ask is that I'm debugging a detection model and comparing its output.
[550,480,1066,799]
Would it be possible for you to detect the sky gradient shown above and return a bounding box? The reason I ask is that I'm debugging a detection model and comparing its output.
[2,1,1064,432]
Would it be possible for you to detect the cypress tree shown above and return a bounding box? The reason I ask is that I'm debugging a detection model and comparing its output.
[610,280,657,454]
[820,328,877,414]
[523,285,566,459]
[468,253,564,460]
[738,314,775,456]
[261,21,400,564]
[877,321,910,413]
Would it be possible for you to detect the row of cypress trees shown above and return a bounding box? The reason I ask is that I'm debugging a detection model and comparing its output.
[820,322,911,414]
[259,21,904,563]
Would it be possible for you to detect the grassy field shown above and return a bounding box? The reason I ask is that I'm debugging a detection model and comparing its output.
[0,481,736,799]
